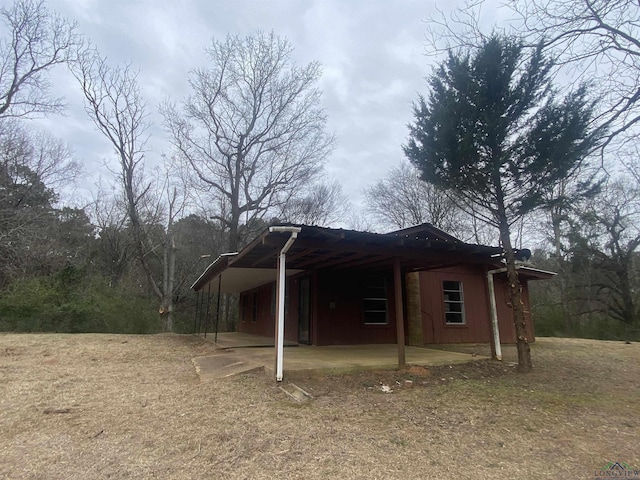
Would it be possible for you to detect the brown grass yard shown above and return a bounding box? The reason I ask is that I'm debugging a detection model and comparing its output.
[0,334,638,480]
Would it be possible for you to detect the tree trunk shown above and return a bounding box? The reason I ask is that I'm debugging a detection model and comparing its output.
[228,220,240,253]
[159,233,176,332]
[551,209,572,332]
[167,234,176,331]
[499,219,533,373]
[617,254,637,325]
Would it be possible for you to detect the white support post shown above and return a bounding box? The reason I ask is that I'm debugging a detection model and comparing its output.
[269,226,301,382]
[487,268,505,361]
[276,251,287,381]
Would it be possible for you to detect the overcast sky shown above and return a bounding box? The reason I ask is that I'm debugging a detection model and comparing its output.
[35,0,506,213]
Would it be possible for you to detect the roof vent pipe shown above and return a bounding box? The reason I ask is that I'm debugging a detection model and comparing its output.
[269,226,302,382]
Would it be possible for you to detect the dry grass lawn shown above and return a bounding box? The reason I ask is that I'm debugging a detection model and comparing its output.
[0,333,638,479]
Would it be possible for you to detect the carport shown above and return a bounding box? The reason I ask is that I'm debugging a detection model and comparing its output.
[191,224,505,382]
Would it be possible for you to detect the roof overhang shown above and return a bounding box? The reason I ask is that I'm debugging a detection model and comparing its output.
[514,265,557,280]
[488,265,557,280]
[191,253,237,291]
[191,223,513,292]
[196,267,304,294]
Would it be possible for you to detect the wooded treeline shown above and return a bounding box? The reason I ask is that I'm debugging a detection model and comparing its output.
[0,1,340,333]
[1,0,639,343]
[408,0,640,344]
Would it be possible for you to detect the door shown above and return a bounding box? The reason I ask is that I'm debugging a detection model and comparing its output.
[298,277,311,344]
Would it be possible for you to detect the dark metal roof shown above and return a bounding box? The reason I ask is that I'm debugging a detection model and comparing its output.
[513,266,556,280]
[192,223,507,291]
[383,223,462,243]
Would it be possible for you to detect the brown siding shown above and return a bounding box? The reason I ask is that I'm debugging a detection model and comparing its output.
[235,277,302,344]
[237,283,275,338]
[420,266,492,344]
[420,266,535,344]
[315,270,398,345]
[492,274,536,343]
[234,264,536,346]
[405,272,423,346]
[286,277,300,343]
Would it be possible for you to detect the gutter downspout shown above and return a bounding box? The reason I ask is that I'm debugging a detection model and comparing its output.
[487,267,507,361]
[269,226,302,382]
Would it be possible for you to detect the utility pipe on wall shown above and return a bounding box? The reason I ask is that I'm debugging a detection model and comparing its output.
[486,267,507,361]
[269,226,302,382]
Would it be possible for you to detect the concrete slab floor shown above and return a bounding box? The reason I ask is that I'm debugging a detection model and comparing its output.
[210,332,297,349]
[245,344,486,375]
[193,333,488,380]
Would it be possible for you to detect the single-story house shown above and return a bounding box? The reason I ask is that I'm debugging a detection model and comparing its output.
[191,223,553,381]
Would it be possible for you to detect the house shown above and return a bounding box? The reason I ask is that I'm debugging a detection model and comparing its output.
[191,223,553,380]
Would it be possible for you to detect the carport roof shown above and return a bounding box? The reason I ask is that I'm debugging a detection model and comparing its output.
[191,223,513,292]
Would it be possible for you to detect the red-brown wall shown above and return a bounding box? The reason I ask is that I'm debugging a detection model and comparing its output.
[418,266,535,344]
[236,277,301,343]
[234,264,535,346]
[314,270,398,346]
[237,283,274,338]
[491,272,535,343]
[236,269,400,346]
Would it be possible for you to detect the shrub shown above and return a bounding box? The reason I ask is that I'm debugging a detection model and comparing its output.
[0,267,161,333]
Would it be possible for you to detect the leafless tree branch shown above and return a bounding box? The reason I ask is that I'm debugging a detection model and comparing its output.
[162,31,334,251]
[0,0,81,119]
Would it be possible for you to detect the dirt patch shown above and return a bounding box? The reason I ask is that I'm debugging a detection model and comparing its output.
[0,334,638,479]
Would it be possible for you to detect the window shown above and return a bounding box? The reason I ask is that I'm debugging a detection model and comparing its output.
[363,276,388,324]
[443,280,465,325]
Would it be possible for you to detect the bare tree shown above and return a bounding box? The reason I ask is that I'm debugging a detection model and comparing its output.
[74,51,150,264]
[156,173,183,329]
[568,177,640,326]
[74,50,184,331]
[162,31,334,251]
[278,180,350,227]
[345,210,376,233]
[508,0,640,148]
[0,119,79,285]
[0,0,80,119]
[0,119,78,189]
[422,0,503,56]
[534,162,603,331]
[363,162,468,235]
[91,186,134,286]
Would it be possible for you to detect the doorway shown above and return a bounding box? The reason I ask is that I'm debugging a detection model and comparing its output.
[298,277,311,344]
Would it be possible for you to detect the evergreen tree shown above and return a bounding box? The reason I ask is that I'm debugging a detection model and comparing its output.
[405,35,600,371]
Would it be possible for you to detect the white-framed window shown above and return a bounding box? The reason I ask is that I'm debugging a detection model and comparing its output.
[363,276,388,325]
[443,280,465,325]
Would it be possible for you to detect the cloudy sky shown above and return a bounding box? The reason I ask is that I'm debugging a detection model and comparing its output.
[35,0,505,212]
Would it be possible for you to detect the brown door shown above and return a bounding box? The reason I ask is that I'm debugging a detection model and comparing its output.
[298,277,311,344]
